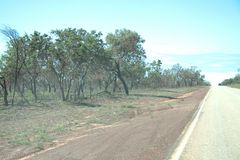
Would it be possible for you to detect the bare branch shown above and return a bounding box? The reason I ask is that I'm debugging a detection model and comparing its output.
[0,25,20,46]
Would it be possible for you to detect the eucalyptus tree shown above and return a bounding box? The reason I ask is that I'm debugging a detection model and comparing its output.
[221,72,240,85]
[0,26,210,104]
[0,55,8,106]
[123,60,146,89]
[49,28,105,101]
[80,30,107,97]
[171,64,184,87]
[147,59,162,88]
[106,29,146,95]
[25,31,52,101]
[71,30,106,98]
[0,26,28,105]
[49,28,78,101]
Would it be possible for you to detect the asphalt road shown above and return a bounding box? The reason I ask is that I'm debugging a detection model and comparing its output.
[180,86,240,160]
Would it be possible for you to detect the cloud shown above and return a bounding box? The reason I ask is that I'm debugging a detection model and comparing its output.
[203,71,237,86]
[208,63,223,68]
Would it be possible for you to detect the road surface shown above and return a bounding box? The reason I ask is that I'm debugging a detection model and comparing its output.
[180,86,240,160]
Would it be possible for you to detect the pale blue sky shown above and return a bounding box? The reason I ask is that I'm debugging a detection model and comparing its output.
[1,0,240,84]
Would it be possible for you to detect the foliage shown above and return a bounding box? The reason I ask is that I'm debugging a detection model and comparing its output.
[106,29,146,95]
[220,71,240,85]
[0,26,209,105]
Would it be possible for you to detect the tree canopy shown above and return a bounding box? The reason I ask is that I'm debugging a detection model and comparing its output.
[220,71,240,86]
[0,26,209,106]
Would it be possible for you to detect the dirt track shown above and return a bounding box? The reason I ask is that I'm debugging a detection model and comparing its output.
[21,88,208,160]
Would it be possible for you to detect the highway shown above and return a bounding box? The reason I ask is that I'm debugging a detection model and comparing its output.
[179,86,240,160]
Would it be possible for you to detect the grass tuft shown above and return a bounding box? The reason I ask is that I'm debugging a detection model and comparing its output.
[0,87,199,152]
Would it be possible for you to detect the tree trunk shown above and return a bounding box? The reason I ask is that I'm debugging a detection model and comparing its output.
[9,83,12,93]
[89,81,93,99]
[30,79,33,94]
[78,71,87,98]
[77,82,81,98]
[116,62,129,95]
[98,80,102,90]
[104,81,109,92]
[12,46,20,106]
[60,84,65,101]
[0,76,8,106]
[112,75,117,93]
[48,82,51,92]
[51,66,65,101]
[74,83,78,101]
[3,84,8,106]
[130,81,134,90]
[77,81,85,98]
[11,74,18,106]
[65,79,72,100]
[21,80,25,94]
[33,77,37,102]
[53,83,56,92]
[80,81,85,97]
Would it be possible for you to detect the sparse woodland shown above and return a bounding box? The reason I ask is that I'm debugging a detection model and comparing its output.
[0,26,209,106]
[220,71,240,86]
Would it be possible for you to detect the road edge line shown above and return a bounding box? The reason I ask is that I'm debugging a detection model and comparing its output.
[167,87,211,160]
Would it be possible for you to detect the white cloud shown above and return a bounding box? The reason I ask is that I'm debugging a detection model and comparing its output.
[208,63,223,68]
[143,38,222,56]
[203,72,237,86]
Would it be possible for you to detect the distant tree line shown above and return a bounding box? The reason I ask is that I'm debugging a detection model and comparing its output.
[0,26,209,106]
[220,70,240,86]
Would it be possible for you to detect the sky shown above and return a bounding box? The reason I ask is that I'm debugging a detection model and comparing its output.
[1,0,240,85]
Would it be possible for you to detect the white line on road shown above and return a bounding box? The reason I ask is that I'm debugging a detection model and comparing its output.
[169,87,211,160]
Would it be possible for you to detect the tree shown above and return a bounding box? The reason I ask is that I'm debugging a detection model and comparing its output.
[49,28,77,101]
[0,26,209,105]
[147,59,162,88]
[150,59,162,73]
[171,64,183,87]
[0,76,8,106]
[106,29,146,95]
[0,55,8,106]
[221,70,240,85]
[49,28,106,101]
[124,61,146,89]
[24,31,52,102]
[72,30,106,99]
[0,26,27,105]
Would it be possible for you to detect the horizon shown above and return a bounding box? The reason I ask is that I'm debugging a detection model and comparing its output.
[1,0,240,85]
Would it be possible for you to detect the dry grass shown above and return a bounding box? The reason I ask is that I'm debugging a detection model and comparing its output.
[229,84,240,89]
[0,87,198,151]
